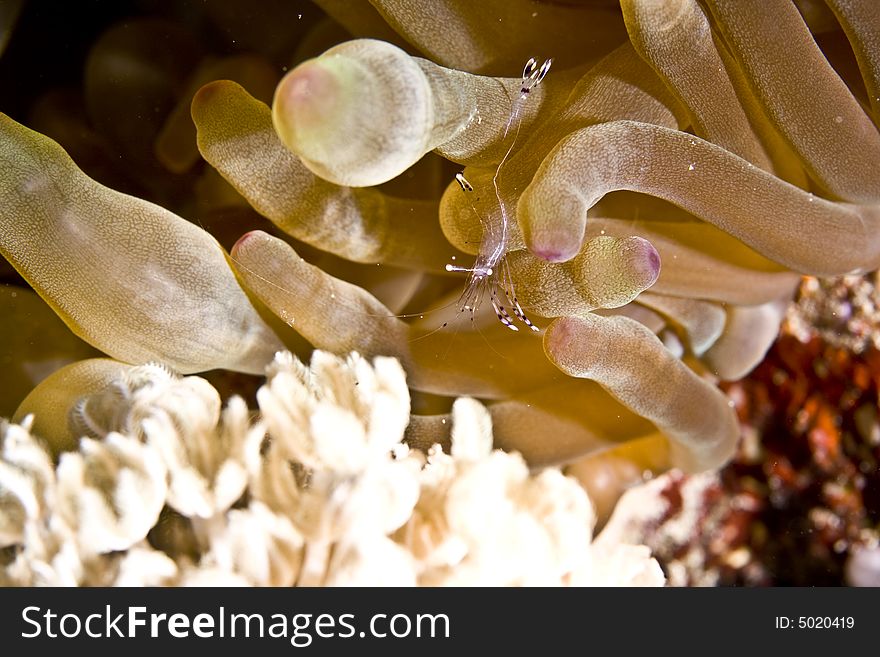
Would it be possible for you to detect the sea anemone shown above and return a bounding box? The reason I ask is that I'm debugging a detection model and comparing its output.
[2,0,879,547]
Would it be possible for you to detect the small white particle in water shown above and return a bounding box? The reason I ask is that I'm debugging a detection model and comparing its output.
[298,13,302,19]
[451,255,456,260]
[600,229,606,235]
[330,293,335,299]
[532,11,537,17]
[441,418,447,424]
[834,115,843,123]
[688,163,695,171]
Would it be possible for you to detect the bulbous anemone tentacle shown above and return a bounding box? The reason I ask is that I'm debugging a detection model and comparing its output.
[636,293,727,357]
[487,380,658,466]
[439,42,687,258]
[272,39,564,186]
[505,235,661,318]
[703,298,790,381]
[406,379,659,466]
[367,0,628,75]
[518,120,880,274]
[230,229,669,398]
[157,53,279,174]
[0,0,23,58]
[564,434,671,524]
[442,208,801,307]
[825,0,880,124]
[621,0,775,170]
[703,0,880,203]
[192,80,460,273]
[0,287,101,420]
[596,302,667,335]
[273,39,448,187]
[585,217,801,306]
[13,359,136,455]
[543,314,739,473]
[0,113,282,375]
[230,230,564,399]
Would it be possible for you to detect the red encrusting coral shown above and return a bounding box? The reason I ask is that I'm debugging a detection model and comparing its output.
[636,334,880,586]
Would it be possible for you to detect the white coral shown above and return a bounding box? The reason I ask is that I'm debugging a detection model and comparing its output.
[56,433,167,555]
[0,417,80,585]
[251,350,421,585]
[200,502,303,586]
[2,350,664,587]
[73,363,254,519]
[401,398,662,586]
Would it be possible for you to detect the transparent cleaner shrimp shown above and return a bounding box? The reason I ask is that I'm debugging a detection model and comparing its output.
[445,57,551,332]
[212,58,551,343]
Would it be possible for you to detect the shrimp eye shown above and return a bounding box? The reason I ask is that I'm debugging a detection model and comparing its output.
[522,57,538,81]
[521,57,552,94]
[536,58,552,85]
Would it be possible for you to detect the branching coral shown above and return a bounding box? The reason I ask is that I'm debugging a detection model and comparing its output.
[0,352,663,587]
[2,0,880,548]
